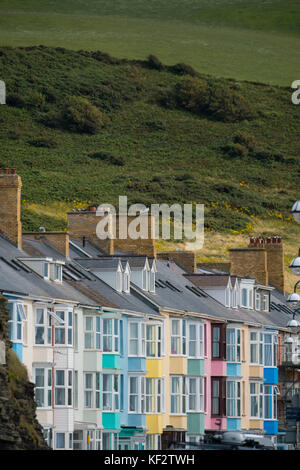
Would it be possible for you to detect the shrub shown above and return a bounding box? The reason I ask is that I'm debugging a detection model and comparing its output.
[6,92,25,108]
[252,148,285,163]
[61,96,105,134]
[233,131,257,150]
[88,151,125,166]
[164,76,254,122]
[147,55,164,71]
[25,90,46,110]
[222,143,249,158]
[170,63,198,77]
[208,83,254,122]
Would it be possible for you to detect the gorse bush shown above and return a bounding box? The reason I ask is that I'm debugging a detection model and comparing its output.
[165,76,254,122]
[147,55,164,71]
[88,151,125,166]
[48,96,105,134]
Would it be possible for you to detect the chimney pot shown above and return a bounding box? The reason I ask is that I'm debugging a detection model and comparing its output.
[266,237,271,244]
[11,168,16,175]
[272,236,277,244]
[4,168,9,175]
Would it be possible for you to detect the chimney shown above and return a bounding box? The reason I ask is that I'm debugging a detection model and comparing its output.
[67,210,157,257]
[229,236,285,292]
[0,168,22,249]
[23,232,70,258]
[157,250,196,273]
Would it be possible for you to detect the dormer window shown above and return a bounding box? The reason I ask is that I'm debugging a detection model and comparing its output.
[117,270,122,292]
[262,294,269,312]
[44,262,49,279]
[225,288,231,307]
[142,269,148,291]
[54,264,62,282]
[255,292,261,311]
[232,289,237,308]
[241,287,253,309]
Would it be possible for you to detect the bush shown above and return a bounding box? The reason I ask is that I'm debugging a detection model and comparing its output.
[208,83,254,122]
[233,131,257,150]
[252,148,285,163]
[222,143,249,158]
[61,96,105,134]
[170,63,198,77]
[25,90,46,110]
[163,76,254,122]
[88,151,125,166]
[144,120,166,131]
[147,55,164,71]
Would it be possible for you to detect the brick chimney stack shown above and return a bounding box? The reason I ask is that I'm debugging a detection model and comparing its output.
[0,168,22,249]
[229,236,285,293]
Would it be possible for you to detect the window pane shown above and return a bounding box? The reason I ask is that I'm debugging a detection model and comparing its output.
[56,370,65,386]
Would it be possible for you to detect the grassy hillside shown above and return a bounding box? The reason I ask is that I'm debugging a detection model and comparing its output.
[0,1,299,85]
[0,45,300,290]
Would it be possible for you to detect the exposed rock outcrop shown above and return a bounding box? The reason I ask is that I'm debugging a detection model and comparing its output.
[0,296,49,450]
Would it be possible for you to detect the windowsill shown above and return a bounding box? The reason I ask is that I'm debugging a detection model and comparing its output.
[170,413,186,417]
[102,351,120,355]
[170,354,187,358]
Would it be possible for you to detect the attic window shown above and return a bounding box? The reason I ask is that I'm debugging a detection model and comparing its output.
[142,269,148,291]
[54,264,62,282]
[44,262,49,279]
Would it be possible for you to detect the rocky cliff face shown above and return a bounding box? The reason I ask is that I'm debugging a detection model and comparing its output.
[0,296,49,450]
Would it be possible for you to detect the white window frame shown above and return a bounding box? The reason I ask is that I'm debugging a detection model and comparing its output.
[54,264,62,282]
[102,374,120,412]
[43,262,50,280]
[146,323,162,358]
[232,289,237,308]
[170,318,186,356]
[34,367,52,409]
[128,375,145,414]
[145,378,164,414]
[225,288,231,307]
[54,310,73,346]
[188,322,204,359]
[54,369,72,407]
[8,302,27,343]
[129,321,146,357]
[250,382,263,418]
[34,306,52,345]
[170,376,186,415]
[255,292,261,311]
[226,327,241,363]
[84,372,101,409]
[262,294,269,312]
[84,315,101,350]
[102,318,119,353]
[226,380,241,418]
[187,377,204,412]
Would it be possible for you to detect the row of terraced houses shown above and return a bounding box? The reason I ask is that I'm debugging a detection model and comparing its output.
[0,169,299,450]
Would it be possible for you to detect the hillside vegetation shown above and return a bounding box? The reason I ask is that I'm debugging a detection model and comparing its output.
[0,46,300,289]
[0,0,299,85]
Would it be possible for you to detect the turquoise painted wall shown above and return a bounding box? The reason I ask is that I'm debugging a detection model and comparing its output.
[102,354,120,370]
[188,359,204,376]
[227,363,241,377]
[102,412,121,430]
[187,413,204,435]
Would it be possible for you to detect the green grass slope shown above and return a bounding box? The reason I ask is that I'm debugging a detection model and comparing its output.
[0,46,299,239]
[0,1,299,85]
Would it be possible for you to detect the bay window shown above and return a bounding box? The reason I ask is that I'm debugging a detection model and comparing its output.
[226,328,241,362]
[7,302,27,343]
[35,307,51,345]
[187,377,204,412]
[102,374,120,411]
[264,333,277,367]
[250,382,263,418]
[146,323,162,358]
[188,322,204,358]
[103,318,119,353]
[129,321,146,356]
[212,324,226,360]
[211,377,226,416]
[54,369,72,407]
[34,367,52,408]
[84,372,101,409]
[264,385,278,420]
[145,378,164,413]
[129,375,145,413]
[170,376,186,414]
[226,380,241,417]
[170,319,186,355]
[54,311,73,346]
[84,315,101,350]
